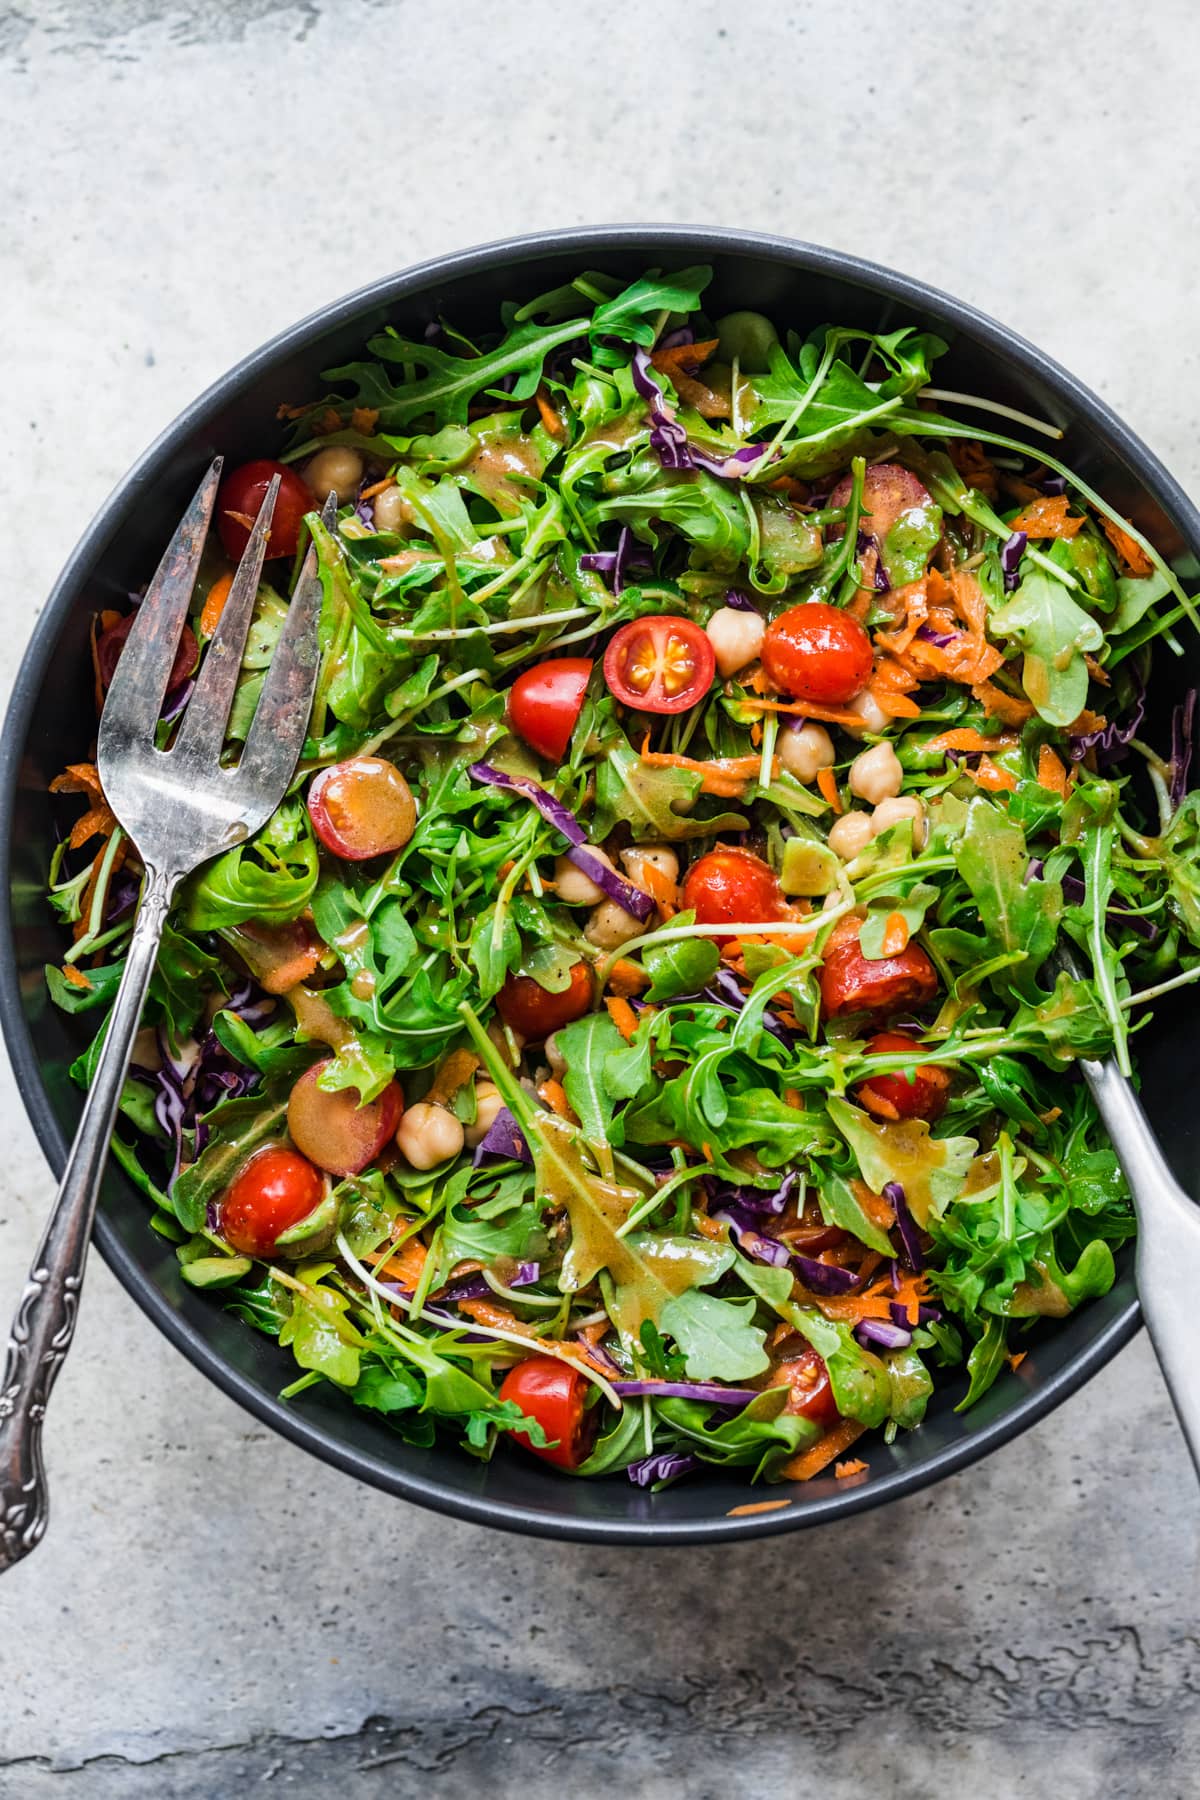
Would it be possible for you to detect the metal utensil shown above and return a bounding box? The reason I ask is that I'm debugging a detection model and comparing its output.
[0,461,324,1571]
[1051,943,1200,1477]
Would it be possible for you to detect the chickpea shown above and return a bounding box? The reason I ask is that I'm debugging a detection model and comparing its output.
[705,605,766,679]
[544,1032,568,1078]
[463,1080,505,1148]
[828,811,875,861]
[555,847,618,906]
[842,688,890,738]
[849,741,903,805]
[371,484,412,534]
[304,446,364,505]
[619,844,679,886]
[585,899,645,951]
[871,795,927,848]
[779,722,835,784]
[396,1101,465,1170]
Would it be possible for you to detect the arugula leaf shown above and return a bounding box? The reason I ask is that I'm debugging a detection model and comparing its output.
[558,1012,625,1146]
[172,1091,288,1233]
[278,1264,366,1387]
[989,569,1103,726]
[954,798,1060,993]
[643,932,720,1001]
[816,1172,896,1258]
[827,1097,978,1230]
[589,266,710,347]
[182,799,319,930]
[657,1289,769,1382]
[956,1315,1008,1409]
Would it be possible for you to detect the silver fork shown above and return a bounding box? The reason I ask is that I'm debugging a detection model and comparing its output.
[0,459,325,1572]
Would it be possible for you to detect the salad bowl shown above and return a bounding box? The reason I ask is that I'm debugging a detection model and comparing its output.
[3,226,1197,1544]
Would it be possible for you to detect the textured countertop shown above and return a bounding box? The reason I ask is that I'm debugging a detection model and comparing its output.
[2,3,1198,1795]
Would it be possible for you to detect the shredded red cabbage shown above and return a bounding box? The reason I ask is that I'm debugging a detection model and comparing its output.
[442,1271,493,1302]
[631,349,693,470]
[472,1105,532,1166]
[611,1379,761,1405]
[723,588,760,613]
[885,1180,924,1271]
[579,525,637,595]
[890,1300,942,1330]
[1170,689,1197,809]
[468,763,655,920]
[1001,530,1027,592]
[854,1317,912,1350]
[627,1449,702,1486]
[792,1254,864,1295]
[915,622,957,649]
[1038,473,1068,496]
[512,1261,541,1287]
[704,967,791,1044]
[1068,669,1145,765]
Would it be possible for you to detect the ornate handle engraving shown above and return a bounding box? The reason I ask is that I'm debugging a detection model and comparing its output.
[0,866,176,1572]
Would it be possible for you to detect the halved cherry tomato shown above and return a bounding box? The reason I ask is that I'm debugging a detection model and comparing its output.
[96,612,198,695]
[856,1030,950,1122]
[498,1355,596,1469]
[217,459,314,562]
[287,1060,404,1177]
[680,848,785,940]
[307,757,417,860]
[830,463,934,548]
[220,1145,326,1258]
[774,1347,840,1426]
[760,603,873,705]
[508,657,592,761]
[603,614,715,714]
[496,959,594,1041]
[819,917,938,1022]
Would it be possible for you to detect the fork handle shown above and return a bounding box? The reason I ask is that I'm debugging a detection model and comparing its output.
[1082,1055,1200,1480]
[0,865,176,1572]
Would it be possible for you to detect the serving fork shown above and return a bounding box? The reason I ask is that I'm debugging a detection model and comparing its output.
[0,461,325,1572]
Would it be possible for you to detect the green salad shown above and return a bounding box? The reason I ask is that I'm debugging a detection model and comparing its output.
[47,265,1200,1488]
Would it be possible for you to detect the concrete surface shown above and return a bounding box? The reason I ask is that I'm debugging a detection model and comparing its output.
[2,2,1199,1795]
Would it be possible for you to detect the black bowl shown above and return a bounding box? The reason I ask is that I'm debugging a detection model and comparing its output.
[5,228,1197,1544]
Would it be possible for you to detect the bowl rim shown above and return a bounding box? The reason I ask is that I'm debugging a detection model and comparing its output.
[0,223,1165,1544]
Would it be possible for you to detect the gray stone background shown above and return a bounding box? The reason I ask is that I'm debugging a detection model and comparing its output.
[1,1,1198,1794]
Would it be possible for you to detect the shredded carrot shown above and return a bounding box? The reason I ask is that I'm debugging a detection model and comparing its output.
[360,475,394,500]
[60,964,92,991]
[693,1211,726,1242]
[727,1498,792,1516]
[200,572,234,639]
[369,1238,428,1288]
[925,727,1018,755]
[458,1297,538,1338]
[426,1048,480,1106]
[351,406,380,435]
[534,383,566,440]
[767,475,809,501]
[636,859,680,914]
[947,438,1000,502]
[1100,516,1154,577]
[638,739,771,798]
[834,1458,869,1480]
[1008,1351,1028,1372]
[605,997,640,1041]
[816,766,843,814]
[783,1087,802,1109]
[538,1078,573,1120]
[880,912,910,956]
[781,1418,866,1482]
[1008,493,1083,540]
[1036,744,1069,797]
[868,686,922,719]
[853,1181,898,1233]
[969,755,1018,793]
[607,958,650,997]
[971,680,1034,727]
[649,338,730,418]
[1038,1106,1062,1124]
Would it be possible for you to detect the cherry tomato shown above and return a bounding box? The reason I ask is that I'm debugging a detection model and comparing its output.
[220,1145,326,1258]
[760,603,873,705]
[829,463,934,550]
[287,1061,405,1177]
[508,658,593,761]
[96,611,198,695]
[603,615,715,714]
[217,459,314,562]
[819,917,938,1022]
[307,757,417,860]
[680,848,785,940]
[856,1030,950,1122]
[774,1347,840,1427]
[496,959,594,1041]
[498,1355,596,1469]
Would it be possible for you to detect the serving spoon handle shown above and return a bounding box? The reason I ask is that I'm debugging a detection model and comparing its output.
[0,873,175,1572]
[1080,1050,1200,1478]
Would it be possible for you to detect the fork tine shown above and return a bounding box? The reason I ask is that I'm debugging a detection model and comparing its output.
[97,459,222,755]
[169,476,279,771]
[233,491,336,818]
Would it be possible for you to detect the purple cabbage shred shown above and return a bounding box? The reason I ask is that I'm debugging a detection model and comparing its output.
[611,1380,761,1405]
[468,763,654,920]
[885,1180,924,1272]
[627,1449,702,1487]
[472,1105,532,1166]
[1001,530,1027,592]
[854,1317,913,1351]
[1169,689,1197,809]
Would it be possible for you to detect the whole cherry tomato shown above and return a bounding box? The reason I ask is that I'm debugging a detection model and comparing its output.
[774,1347,841,1427]
[760,603,873,705]
[819,917,938,1022]
[680,848,785,940]
[603,615,715,713]
[498,1355,596,1469]
[217,459,315,562]
[220,1145,326,1257]
[496,959,594,1040]
[96,611,198,695]
[508,658,593,761]
[855,1030,950,1122]
[307,757,417,860]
